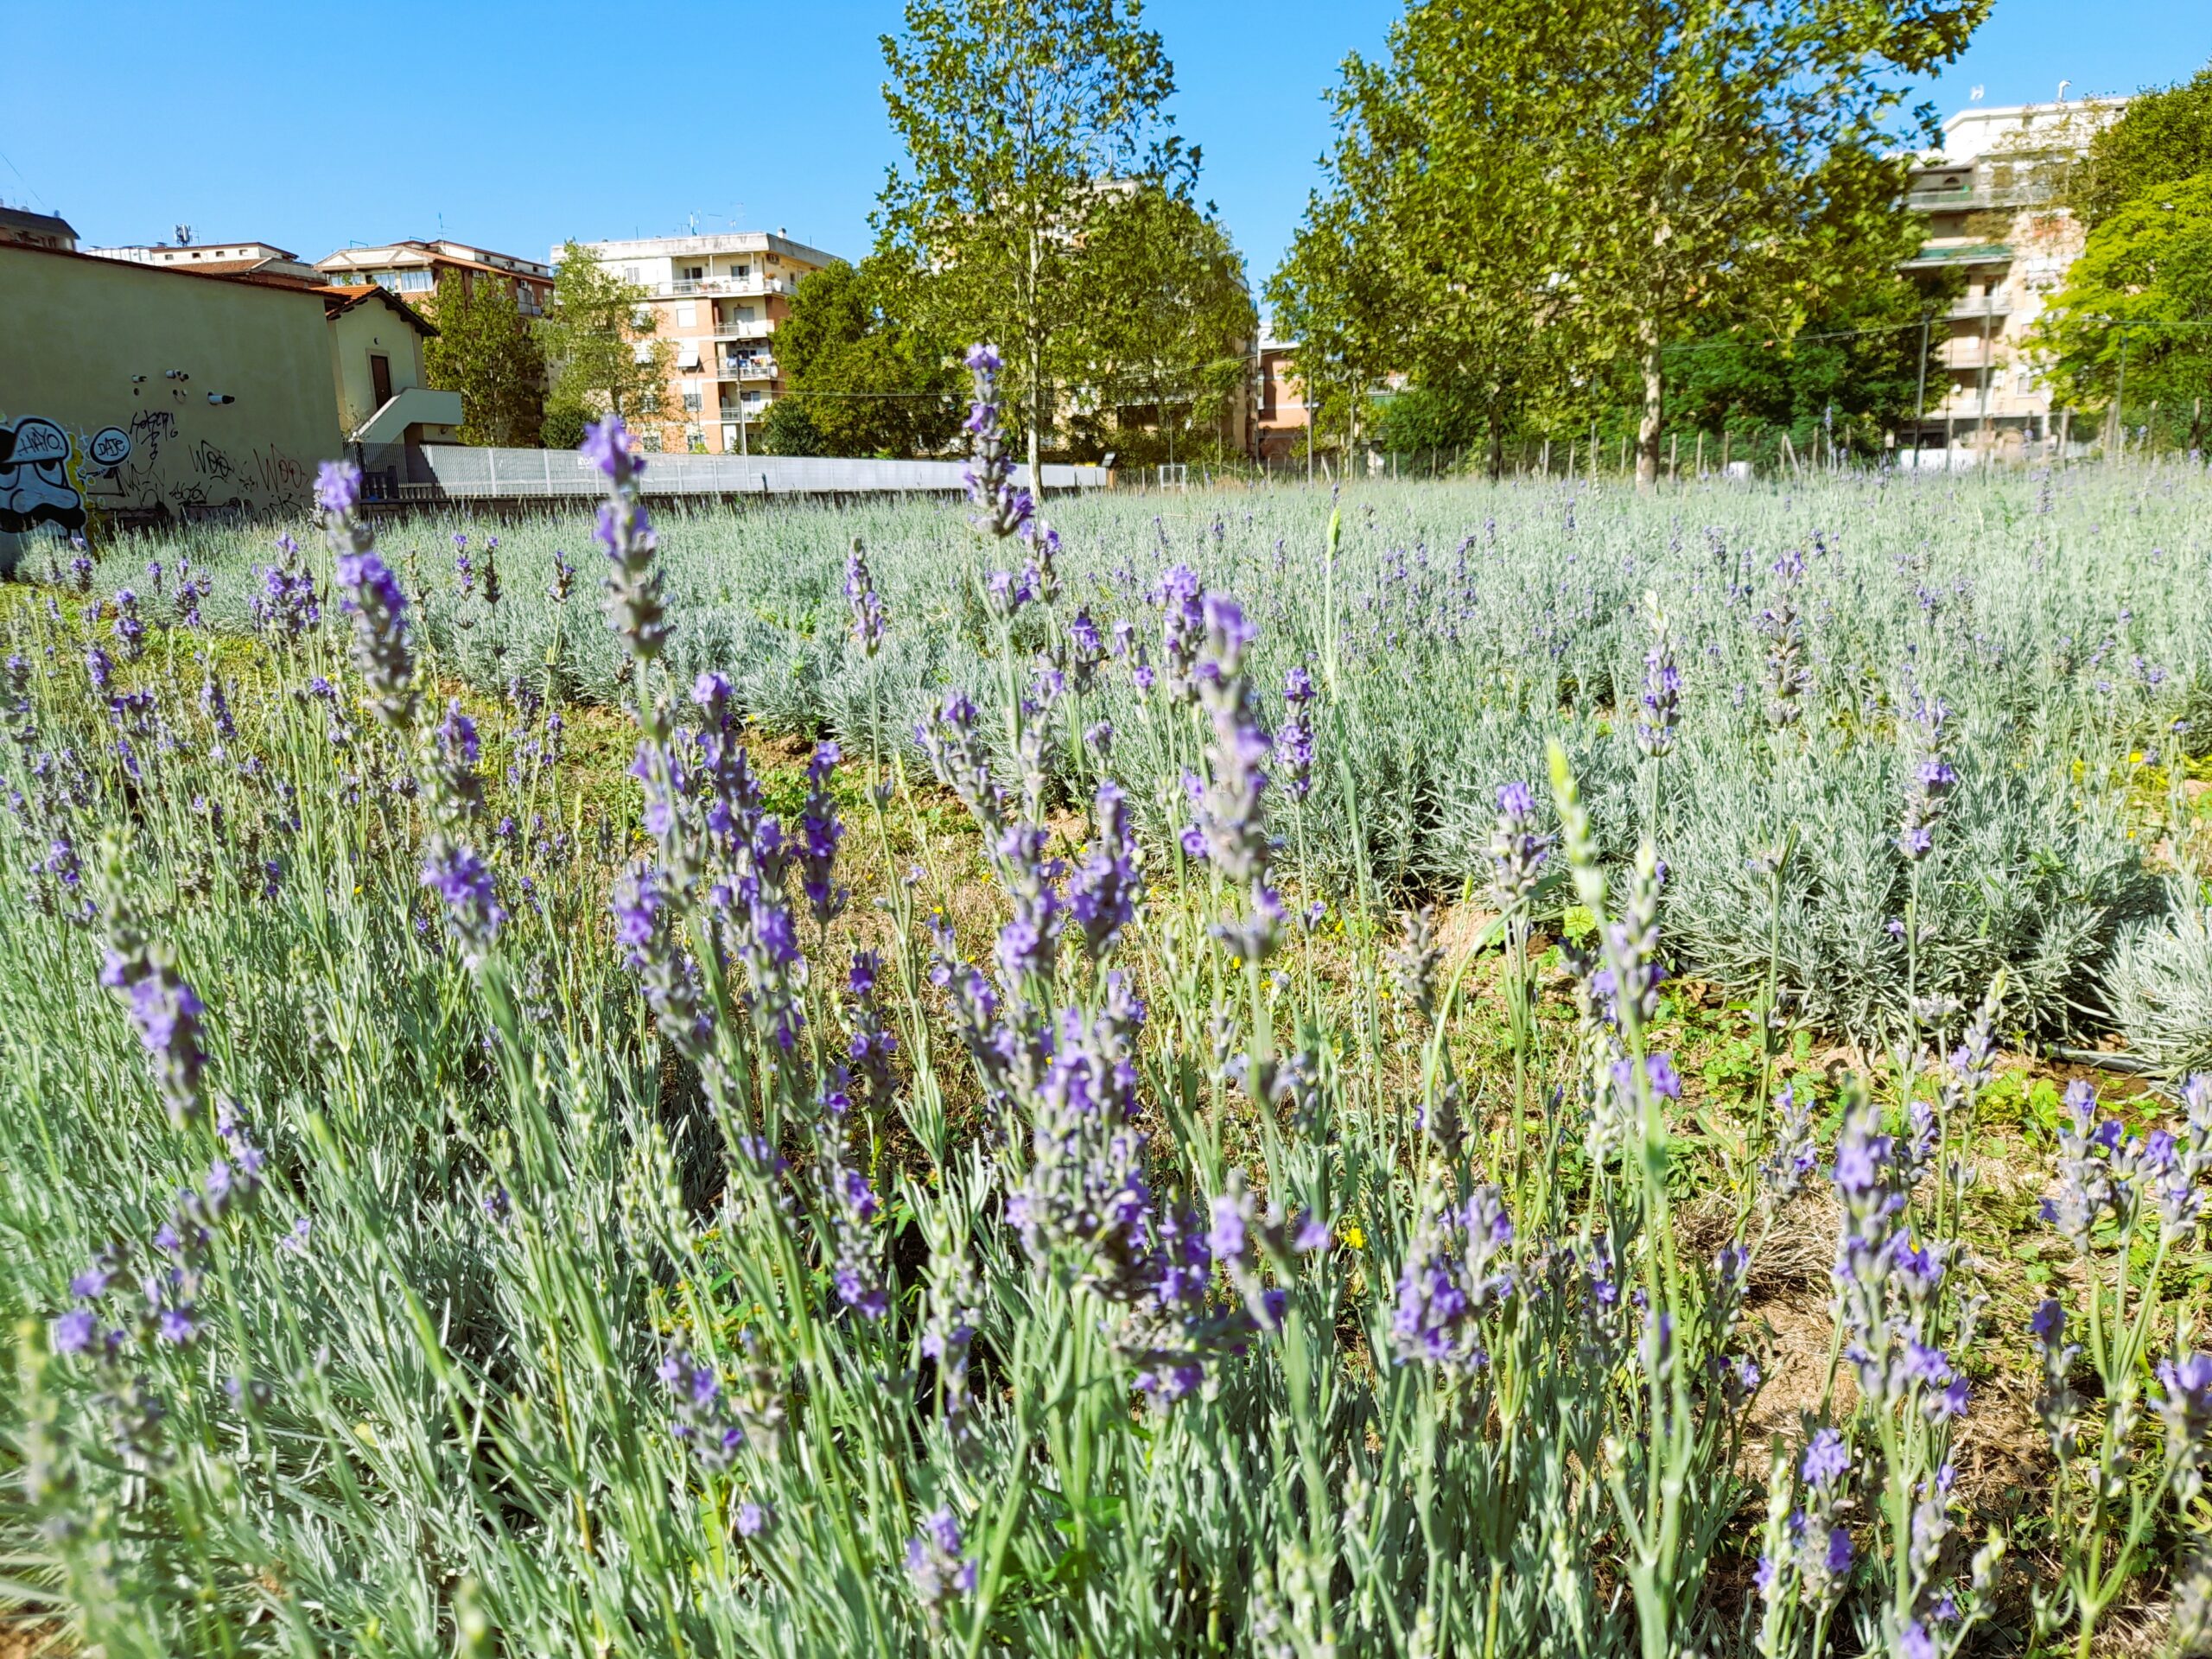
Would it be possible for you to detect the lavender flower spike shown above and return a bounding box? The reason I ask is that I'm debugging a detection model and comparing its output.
[587,418,670,668]
[321,464,417,729]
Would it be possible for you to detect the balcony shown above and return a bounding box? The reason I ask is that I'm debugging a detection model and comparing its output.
[1939,338,2000,371]
[651,273,795,300]
[1898,242,2012,272]
[1945,295,2012,321]
[712,318,773,340]
[719,356,779,380]
[1905,184,2046,213]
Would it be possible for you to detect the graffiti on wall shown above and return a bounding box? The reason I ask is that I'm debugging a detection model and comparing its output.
[0,416,89,535]
[0,409,312,534]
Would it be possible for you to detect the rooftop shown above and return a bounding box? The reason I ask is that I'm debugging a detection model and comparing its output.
[0,205,79,245]
[560,230,841,269]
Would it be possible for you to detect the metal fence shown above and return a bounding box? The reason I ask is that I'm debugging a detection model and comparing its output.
[365,445,1109,504]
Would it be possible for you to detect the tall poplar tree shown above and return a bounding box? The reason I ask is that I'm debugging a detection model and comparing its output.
[877,0,1188,480]
[422,271,546,448]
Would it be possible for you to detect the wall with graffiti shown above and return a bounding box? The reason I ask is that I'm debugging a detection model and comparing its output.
[0,245,344,548]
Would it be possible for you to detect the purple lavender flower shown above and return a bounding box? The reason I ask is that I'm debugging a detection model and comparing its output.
[111,589,146,662]
[330,534,415,728]
[1896,694,1957,862]
[1274,665,1318,802]
[1489,783,1550,913]
[587,419,669,666]
[1392,1185,1516,1371]
[2158,1351,2212,1500]
[421,836,505,965]
[315,460,363,516]
[798,742,847,925]
[906,1506,978,1617]
[962,345,1033,541]
[843,539,887,657]
[1067,781,1142,960]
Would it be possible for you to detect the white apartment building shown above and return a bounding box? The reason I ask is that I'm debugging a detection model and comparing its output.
[1901,98,2125,459]
[86,239,327,289]
[560,231,838,454]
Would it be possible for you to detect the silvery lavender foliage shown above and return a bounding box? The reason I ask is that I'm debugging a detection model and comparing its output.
[421,835,505,966]
[960,346,1032,541]
[843,538,887,657]
[249,531,321,643]
[1895,693,1958,861]
[1392,1185,1516,1372]
[320,461,416,730]
[1274,665,1318,803]
[586,418,670,668]
[1067,781,1141,961]
[1758,550,1811,730]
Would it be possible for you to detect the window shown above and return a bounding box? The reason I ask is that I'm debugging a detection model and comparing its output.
[633,340,657,364]
[676,338,702,369]
[681,379,703,414]
[398,270,434,292]
[623,265,642,284]
[676,302,696,327]
[729,263,750,278]
[679,264,704,282]
[371,271,399,291]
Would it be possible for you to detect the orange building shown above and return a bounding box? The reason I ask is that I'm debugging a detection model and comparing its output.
[1253,341,1313,465]
[560,231,838,455]
[315,239,554,319]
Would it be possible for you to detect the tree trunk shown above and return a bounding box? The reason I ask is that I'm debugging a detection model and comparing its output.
[1636,315,1663,493]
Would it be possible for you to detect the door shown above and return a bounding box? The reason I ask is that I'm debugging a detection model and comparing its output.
[369,353,393,409]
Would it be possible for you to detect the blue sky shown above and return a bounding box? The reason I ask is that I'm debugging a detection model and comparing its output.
[3,0,2207,308]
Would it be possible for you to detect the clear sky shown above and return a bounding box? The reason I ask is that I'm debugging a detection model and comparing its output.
[3,0,2207,308]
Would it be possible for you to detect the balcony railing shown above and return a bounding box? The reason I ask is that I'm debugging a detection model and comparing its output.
[719,357,779,380]
[1945,296,2012,321]
[651,274,795,299]
[1898,242,2013,271]
[712,319,773,340]
[1906,185,2046,213]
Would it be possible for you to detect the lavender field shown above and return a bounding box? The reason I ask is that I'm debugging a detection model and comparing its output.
[3,398,2211,1656]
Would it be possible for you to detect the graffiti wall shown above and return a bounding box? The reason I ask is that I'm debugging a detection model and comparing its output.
[0,244,344,548]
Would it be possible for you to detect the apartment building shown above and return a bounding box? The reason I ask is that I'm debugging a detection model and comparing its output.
[1899,99,2125,460]
[559,232,837,455]
[1252,341,1313,465]
[88,239,326,290]
[315,239,554,318]
[0,207,78,251]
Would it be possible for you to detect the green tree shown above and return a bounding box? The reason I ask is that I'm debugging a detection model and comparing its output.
[1270,3,1574,476]
[539,240,671,438]
[770,257,963,458]
[1062,185,1255,465]
[877,0,1188,478]
[1279,0,1985,490]
[421,271,546,447]
[2070,61,2212,229]
[2034,170,2212,452]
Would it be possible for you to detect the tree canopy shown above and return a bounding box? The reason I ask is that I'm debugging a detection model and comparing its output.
[766,257,963,459]
[540,241,671,442]
[2035,169,2212,451]
[2070,61,2212,230]
[876,0,1189,474]
[421,271,546,448]
[1274,0,1986,486]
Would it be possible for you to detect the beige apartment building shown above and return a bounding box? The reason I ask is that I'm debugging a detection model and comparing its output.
[1900,98,2125,461]
[87,238,327,289]
[315,239,555,318]
[560,232,837,455]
